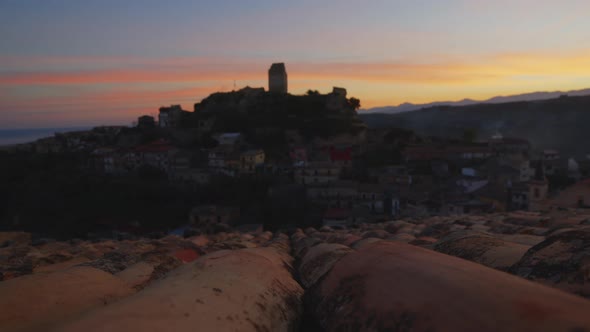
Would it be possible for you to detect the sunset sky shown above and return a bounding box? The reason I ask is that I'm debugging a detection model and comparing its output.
[2,0,590,128]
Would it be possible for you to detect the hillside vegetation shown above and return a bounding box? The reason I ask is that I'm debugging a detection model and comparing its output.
[360,95,590,157]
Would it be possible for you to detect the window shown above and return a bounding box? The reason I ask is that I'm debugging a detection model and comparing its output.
[534,188,540,198]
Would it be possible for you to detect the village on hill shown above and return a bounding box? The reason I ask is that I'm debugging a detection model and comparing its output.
[2,63,590,238]
[2,64,590,332]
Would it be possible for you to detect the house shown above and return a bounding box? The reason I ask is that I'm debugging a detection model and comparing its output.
[289,146,308,165]
[240,149,265,174]
[403,144,492,163]
[91,147,119,173]
[208,146,240,177]
[489,137,531,156]
[171,150,191,170]
[568,158,582,181]
[510,183,530,211]
[403,145,448,162]
[357,183,387,214]
[543,149,560,161]
[55,130,96,152]
[215,133,242,147]
[261,160,293,176]
[370,166,413,185]
[455,177,489,194]
[137,115,156,129]
[322,208,352,227]
[35,137,63,153]
[167,150,198,179]
[509,161,549,211]
[462,167,478,177]
[545,157,583,180]
[329,145,353,168]
[306,180,359,209]
[208,146,229,169]
[496,155,534,182]
[189,205,240,233]
[132,139,177,172]
[480,158,528,185]
[158,105,184,128]
[294,161,341,185]
[528,162,549,212]
[224,152,241,177]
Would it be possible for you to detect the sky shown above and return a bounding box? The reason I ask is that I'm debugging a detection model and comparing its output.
[1,0,590,128]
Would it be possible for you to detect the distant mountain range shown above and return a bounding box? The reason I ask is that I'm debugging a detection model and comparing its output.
[364,88,590,114]
[359,94,590,158]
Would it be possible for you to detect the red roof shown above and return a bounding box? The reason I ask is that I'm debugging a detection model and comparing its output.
[173,249,200,263]
[330,147,352,162]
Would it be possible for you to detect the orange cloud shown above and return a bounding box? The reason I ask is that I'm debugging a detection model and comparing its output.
[1,86,219,113]
[3,50,590,127]
[3,51,590,88]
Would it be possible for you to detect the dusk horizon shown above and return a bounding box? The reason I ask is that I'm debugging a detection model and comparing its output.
[2,0,590,128]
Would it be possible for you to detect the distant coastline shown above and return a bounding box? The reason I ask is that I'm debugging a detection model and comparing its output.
[0,127,93,146]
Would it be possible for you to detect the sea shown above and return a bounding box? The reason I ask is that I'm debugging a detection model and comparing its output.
[0,127,93,146]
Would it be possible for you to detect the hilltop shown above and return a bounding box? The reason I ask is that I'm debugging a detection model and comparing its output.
[191,87,366,139]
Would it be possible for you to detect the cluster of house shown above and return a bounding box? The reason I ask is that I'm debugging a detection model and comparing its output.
[90,132,267,183]
[82,122,590,230]
[288,141,401,225]
[391,134,589,217]
[19,126,126,154]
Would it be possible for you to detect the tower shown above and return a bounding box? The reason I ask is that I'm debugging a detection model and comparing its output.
[528,160,548,211]
[268,63,288,94]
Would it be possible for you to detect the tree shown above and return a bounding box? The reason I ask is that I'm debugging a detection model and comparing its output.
[306,89,320,96]
[348,97,361,111]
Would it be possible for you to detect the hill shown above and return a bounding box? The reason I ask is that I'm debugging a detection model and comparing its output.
[364,88,590,114]
[193,87,366,140]
[360,95,590,157]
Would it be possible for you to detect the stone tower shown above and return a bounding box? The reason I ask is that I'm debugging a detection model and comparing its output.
[268,63,288,94]
[528,160,548,211]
